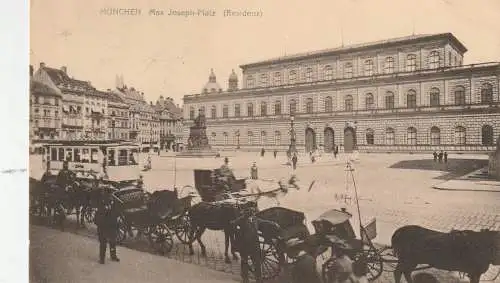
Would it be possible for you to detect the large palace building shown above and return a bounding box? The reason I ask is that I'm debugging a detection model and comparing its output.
[182,33,500,153]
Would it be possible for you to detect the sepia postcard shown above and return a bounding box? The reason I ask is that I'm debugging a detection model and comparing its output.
[27,0,500,282]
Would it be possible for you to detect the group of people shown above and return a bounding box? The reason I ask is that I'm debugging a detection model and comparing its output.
[433,150,448,163]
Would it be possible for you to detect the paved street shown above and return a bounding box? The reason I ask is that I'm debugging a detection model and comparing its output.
[30,152,500,282]
[30,225,240,283]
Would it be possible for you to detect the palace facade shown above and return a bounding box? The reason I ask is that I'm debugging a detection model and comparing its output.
[182,33,500,153]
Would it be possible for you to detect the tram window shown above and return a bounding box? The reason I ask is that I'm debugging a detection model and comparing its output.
[74,148,81,162]
[66,148,73,161]
[81,149,90,163]
[118,150,128,166]
[51,148,57,161]
[91,149,99,164]
[58,148,65,161]
[108,149,116,166]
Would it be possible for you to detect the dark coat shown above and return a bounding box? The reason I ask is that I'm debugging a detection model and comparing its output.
[95,201,120,238]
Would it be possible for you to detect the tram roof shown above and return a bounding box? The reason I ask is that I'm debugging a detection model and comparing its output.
[42,140,139,147]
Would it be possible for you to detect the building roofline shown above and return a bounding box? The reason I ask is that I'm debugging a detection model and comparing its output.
[239,33,468,69]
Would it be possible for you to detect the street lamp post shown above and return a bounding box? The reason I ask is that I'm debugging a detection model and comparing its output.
[111,117,115,140]
[289,115,297,154]
[236,130,240,149]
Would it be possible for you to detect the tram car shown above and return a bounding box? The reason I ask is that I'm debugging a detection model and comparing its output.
[43,140,141,185]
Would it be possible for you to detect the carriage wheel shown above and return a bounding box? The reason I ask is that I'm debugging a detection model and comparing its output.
[379,246,398,272]
[248,236,282,280]
[116,216,128,244]
[355,244,383,282]
[174,212,196,244]
[148,223,174,255]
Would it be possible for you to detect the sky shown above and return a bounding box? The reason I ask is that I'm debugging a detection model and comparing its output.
[30,0,500,106]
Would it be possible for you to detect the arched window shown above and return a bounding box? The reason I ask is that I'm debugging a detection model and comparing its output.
[247,75,255,88]
[289,70,297,84]
[344,63,353,79]
[454,86,466,105]
[234,104,241,117]
[428,51,440,69]
[260,74,269,86]
[365,93,374,109]
[324,65,333,80]
[407,90,417,108]
[384,57,394,74]
[222,105,229,118]
[274,100,282,115]
[210,105,217,119]
[247,103,254,117]
[260,101,267,116]
[289,99,297,115]
[305,98,314,114]
[385,91,395,109]
[324,96,333,112]
[344,95,354,111]
[482,125,494,145]
[210,132,216,144]
[274,131,281,145]
[364,59,374,76]
[430,87,440,107]
[385,128,395,145]
[407,127,417,145]
[274,72,282,85]
[454,126,466,145]
[366,129,374,145]
[305,68,313,82]
[260,131,267,145]
[247,131,253,145]
[189,107,195,120]
[481,83,493,104]
[223,132,229,145]
[406,54,417,72]
[430,126,441,145]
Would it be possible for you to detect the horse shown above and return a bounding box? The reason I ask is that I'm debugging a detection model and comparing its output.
[187,199,258,263]
[391,225,500,283]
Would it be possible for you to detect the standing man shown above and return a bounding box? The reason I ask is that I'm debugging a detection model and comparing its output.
[250,162,258,180]
[334,145,339,159]
[292,153,298,170]
[433,151,438,162]
[273,150,277,159]
[444,151,448,163]
[95,190,120,264]
[438,150,444,163]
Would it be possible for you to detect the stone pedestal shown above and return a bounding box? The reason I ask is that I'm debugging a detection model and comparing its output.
[178,110,218,158]
[488,136,500,180]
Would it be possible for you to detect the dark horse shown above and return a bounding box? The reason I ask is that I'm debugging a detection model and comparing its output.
[187,200,258,263]
[391,225,500,283]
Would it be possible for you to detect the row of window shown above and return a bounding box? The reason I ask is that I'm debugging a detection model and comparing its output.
[32,96,60,106]
[364,125,495,146]
[189,83,495,119]
[246,51,458,88]
[205,125,496,146]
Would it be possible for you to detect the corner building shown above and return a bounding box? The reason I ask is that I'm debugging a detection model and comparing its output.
[183,33,500,153]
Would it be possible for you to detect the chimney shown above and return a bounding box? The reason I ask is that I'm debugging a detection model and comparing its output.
[39,62,46,68]
[61,66,67,74]
[29,65,34,77]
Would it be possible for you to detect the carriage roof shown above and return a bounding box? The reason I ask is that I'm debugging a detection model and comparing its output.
[316,208,352,225]
[256,207,306,229]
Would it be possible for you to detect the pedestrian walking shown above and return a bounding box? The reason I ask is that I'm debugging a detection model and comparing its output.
[444,151,448,163]
[433,151,437,162]
[438,150,443,163]
[334,145,339,159]
[292,153,298,170]
[261,147,265,157]
[250,162,258,180]
[95,191,120,264]
[273,150,277,159]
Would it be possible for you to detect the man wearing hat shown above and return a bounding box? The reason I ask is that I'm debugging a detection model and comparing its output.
[218,157,236,191]
[329,241,356,283]
[56,160,75,190]
[95,189,120,264]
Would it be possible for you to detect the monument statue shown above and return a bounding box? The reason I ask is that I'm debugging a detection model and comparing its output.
[178,109,217,157]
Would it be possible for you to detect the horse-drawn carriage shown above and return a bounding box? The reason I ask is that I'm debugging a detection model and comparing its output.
[192,169,247,202]
[112,187,194,254]
[243,206,383,282]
